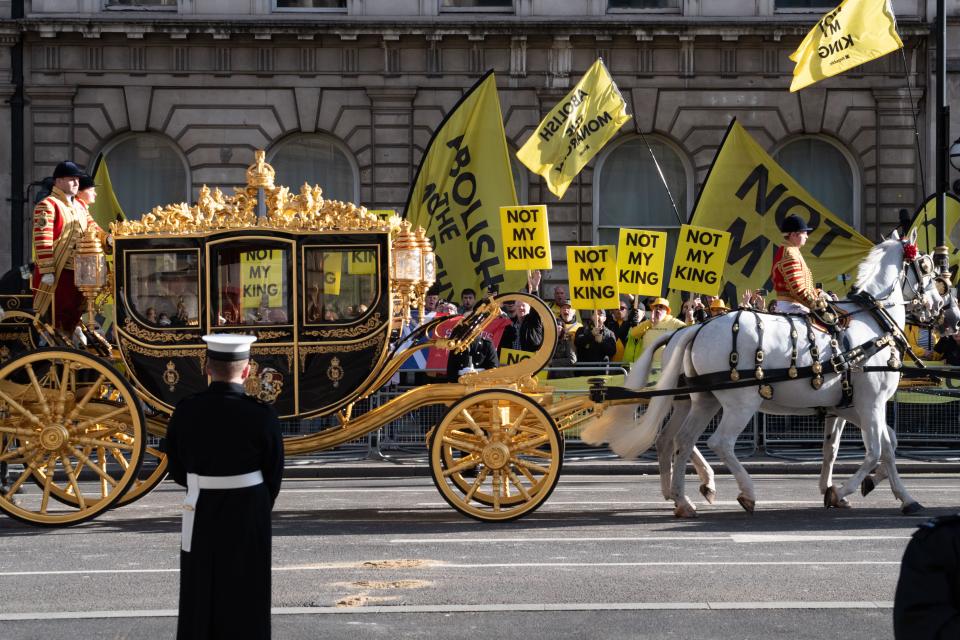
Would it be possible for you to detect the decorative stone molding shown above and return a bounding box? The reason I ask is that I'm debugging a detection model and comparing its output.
[510,35,526,78]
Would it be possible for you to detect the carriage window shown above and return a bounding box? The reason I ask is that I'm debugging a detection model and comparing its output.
[213,243,292,326]
[303,247,378,324]
[127,251,200,327]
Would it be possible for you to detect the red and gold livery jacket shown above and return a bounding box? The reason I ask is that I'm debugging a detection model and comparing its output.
[33,187,96,276]
[771,245,819,309]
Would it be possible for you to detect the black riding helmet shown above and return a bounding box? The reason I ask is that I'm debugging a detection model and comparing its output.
[780,213,814,234]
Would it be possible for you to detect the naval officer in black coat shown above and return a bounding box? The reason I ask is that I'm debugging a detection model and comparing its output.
[165,334,285,640]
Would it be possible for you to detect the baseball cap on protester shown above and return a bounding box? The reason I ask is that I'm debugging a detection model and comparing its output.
[52,161,85,179]
[202,334,257,361]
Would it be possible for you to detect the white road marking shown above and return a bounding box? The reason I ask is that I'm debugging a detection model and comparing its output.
[0,559,899,578]
[730,534,910,543]
[0,601,895,620]
[415,500,827,506]
[388,534,908,544]
[282,487,627,494]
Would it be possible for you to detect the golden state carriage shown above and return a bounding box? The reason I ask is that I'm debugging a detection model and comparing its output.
[0,151,604,527]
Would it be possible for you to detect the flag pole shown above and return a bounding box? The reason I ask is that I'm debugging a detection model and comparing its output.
[934,0,949,273]
[638,130,684,226]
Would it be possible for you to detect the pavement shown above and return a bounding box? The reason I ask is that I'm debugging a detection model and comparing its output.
[282,450,960,478]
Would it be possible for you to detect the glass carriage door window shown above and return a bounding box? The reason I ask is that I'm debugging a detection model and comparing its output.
[126,250,200,327]
[303,247,378,324]
[213,242,292,326]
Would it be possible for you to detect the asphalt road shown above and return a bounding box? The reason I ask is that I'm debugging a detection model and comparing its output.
[1,473,958,639]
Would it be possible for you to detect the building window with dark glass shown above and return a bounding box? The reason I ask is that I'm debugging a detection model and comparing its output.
[274,0,346,9]
[775,0,834,8]
[106,0,177,7]
[440,0,514,10]
[608,0,680,9]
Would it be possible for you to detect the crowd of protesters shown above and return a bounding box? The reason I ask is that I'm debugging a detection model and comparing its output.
[392,270,785,382]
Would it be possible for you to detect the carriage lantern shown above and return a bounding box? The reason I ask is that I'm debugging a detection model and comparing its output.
[73,225,108,326]
[392,220,423,325]
[415,226,436,318]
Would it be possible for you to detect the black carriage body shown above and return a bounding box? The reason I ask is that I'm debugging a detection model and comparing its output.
[114,229,392,419]
[0,295,38,365]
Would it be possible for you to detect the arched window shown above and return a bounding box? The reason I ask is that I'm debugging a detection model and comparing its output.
[99,134,189,220]
[773,137,858,227]
[593,136,690,297]
[267,134,359,204]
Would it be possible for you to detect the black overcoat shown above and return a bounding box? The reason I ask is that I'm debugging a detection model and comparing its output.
[166,381,284,640]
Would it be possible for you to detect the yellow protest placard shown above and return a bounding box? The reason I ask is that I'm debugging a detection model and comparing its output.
[322,252,342,296]
[368,209,396,219]
[348,249,377,275]
[566,245,618,310]
[669,225,731,297]
[241,249,284,308]
[499,348,549,382]
[500,204,552,271]
[617,228,667,297]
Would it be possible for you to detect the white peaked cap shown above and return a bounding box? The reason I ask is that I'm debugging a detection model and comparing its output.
[202,334,257,361]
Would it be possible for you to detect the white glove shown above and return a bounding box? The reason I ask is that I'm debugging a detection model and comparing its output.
[41,273,55,286]
[106,234,115,247]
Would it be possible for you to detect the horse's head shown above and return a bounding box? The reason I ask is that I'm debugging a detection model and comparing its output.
[892,228,948,326]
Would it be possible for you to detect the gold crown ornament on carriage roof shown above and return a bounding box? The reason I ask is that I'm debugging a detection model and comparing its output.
[110,150,436,322]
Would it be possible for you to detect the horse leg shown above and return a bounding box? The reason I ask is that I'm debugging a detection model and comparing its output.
[706,402,759,514]
[669,396,717,518]
[690,447,717,504]
[832,407,885,507]
[820,416,844,496]
[876,424,923,514]
[862,425,895,496]
[656,401,689,501]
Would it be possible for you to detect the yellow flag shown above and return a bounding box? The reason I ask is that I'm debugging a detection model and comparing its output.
[789,0,903,92]
[517,59,631,199]
[689,120,873,302]
[405,71,525,301]
[908,194,960,281]
[88,155,126,231]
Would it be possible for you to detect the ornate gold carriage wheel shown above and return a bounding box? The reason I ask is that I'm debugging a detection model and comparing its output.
[0,348,146,526]
[429,389,562,522]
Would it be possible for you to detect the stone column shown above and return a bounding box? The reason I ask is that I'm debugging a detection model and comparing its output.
[872,88,925,239]
[366,88,417,211]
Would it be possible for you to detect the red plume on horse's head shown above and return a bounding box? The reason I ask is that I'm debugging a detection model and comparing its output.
[902,242,918,263]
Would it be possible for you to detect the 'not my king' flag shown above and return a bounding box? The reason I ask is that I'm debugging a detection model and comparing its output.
[404,71,525,302]
[516,58,631,199]
[789,0,903,92]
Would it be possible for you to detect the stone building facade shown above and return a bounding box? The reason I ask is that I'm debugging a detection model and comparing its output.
[1,0,959,288]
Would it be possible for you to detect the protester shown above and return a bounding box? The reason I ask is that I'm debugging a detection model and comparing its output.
[548,285,567,314]
[165,334,284,640]
[604,295,640,362]
[574,309,617,374]
[623,297,687,365]
[549,299,581,378]
[931,332,960,366]
[681,295,707,322]
[500,299,544,355]
[459,288,476,314]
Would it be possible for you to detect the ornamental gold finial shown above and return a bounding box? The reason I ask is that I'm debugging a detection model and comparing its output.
[246,149,276,190]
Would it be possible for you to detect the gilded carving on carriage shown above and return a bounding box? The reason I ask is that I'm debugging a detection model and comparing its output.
[244,359,284,404]
[163,360,180,392]
[302,314,383,339]
[122,317,197,344]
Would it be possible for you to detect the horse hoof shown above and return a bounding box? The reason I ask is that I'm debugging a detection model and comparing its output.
[902,502,925,515]
[836,497,852,509]
[861,477,876,497]
[737,495,755,514]
[699,483,717,505]
[674,504,698,519]
[823,486,837,508]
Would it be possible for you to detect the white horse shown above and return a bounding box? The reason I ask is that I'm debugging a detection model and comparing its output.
[587,232,947,517]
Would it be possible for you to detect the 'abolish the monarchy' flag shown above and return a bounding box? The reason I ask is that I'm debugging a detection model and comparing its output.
[688,119,873,303]
[789,0,903,92]
[404,71,525,302]
[516,58,631,199]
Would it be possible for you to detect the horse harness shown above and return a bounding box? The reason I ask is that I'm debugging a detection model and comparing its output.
[682,294,926,408]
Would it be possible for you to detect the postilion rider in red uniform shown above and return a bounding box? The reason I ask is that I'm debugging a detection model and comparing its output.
[770,213,827,315]
[32,161,104,334]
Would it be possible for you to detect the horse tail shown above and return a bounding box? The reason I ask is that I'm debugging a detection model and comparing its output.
[580,327,687,449]
[607,326,698,459]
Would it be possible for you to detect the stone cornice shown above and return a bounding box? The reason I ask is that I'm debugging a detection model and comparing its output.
[0,16,932,42]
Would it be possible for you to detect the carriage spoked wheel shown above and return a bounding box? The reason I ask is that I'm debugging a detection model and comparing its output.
[429,389,563,522]
[0,348,146,526]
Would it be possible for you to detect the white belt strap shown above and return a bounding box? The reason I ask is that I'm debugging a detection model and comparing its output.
[181,470,264,552]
